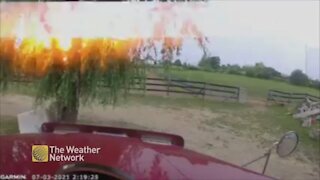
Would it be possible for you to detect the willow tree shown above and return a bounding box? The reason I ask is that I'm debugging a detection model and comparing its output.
[0,2,208,122]
[0,38,158,122]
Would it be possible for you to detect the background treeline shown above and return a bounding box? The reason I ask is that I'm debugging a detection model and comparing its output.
[167,57,320,90]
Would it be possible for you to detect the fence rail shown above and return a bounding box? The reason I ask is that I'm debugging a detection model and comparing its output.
[133,77,240,101]
[8,76,241,102]
[267,89,320,103]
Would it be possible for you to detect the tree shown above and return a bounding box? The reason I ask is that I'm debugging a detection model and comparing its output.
[310,79,320,89]
[1,40,207,123]
[243,65,255,77]
[1,38,188,122]
[173,59,182,66]
[1,39,147,122]
[0,3,209,123]
[243,63,282,79]
[265,67,281,78]
[227,64,242,75]
[219,64,227,72]
[289,69,309,86]
[198,56,220,70]
[183,62,187,68]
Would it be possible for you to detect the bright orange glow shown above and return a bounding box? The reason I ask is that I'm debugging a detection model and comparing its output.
[58,38,72,51]
[0,2,208,77]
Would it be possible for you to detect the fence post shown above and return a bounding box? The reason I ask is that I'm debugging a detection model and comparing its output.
[238,87,247,103]
[143,77,147,96]
[202,82,206,100]
[238,87,240,102]
[288,93,292,103]
[167,77,170,96]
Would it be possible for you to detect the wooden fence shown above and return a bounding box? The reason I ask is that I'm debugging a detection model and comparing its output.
[130,77,241,102]
[9,76,241,102]
[267,89,320,103]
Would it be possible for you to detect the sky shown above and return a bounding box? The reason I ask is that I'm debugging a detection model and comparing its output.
[179,1,320,79]
[204,1,319,48]
[0,1,319,79]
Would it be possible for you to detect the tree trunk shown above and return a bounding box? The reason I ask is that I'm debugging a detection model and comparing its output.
[60,71,80,123]
[60,104,78,123]
[48,72,80,123]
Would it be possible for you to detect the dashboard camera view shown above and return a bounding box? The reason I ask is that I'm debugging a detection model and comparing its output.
[0,1,319,180]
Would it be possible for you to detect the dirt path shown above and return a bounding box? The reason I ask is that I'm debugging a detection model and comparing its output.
[0,94,319,180]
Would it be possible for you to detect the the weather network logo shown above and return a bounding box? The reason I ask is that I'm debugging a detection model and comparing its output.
[32,145,49,162]
[31,144,101,163]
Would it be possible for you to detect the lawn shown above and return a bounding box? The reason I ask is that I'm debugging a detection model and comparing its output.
[0,115,19,135]
[1,82,37,97]
[4,69,319,100]
[1,71,319,163]
[224,105,319,158]
[166,69,319,99]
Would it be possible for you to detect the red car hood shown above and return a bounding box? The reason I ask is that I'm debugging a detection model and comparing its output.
[0,133,272,180]
[0,132,275,180]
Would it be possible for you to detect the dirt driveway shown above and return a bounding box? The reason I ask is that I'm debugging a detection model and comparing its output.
[0,94,319,180]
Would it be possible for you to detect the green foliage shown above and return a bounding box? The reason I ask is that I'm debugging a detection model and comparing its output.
[180,62,198,70]
[309,79,320,89]
[289,69,309,86]
[0,58,11,91]
[173,59,182,66]
[226,64,242,75]
[0,39,150,121]
[36,68,79,108]
[243,63,282,79]
[35,59,144,108]
[211,62,284,81]
[198,56,220,70]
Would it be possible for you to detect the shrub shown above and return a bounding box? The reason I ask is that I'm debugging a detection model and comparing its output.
[289,69,309,86]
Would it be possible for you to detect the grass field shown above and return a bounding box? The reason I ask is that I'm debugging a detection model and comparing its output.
[0,115,19,135]
[1,69,319,164]
[166,69,319,99]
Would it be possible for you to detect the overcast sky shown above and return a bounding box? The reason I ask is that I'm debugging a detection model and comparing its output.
[203,1,319,48]
[179,1,320,79]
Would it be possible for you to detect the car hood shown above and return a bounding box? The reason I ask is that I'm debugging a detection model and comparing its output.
[0,132,275,180]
